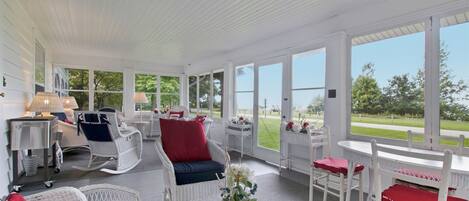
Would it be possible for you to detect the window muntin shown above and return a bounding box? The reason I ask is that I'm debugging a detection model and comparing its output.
[439,12,469,147]
[291,49,326,128]
[235,64,254,117]
[350,22,425,141]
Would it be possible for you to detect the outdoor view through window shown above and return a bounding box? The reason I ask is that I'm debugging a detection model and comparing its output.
[351,18,468,147]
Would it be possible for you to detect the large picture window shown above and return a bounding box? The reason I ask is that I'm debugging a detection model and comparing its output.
[439,12,469,147]
[135,74,157,111]
[291,48,326,128]
[94,70,124,111]
[160,76,180,110]
[188,70,224,118]
[351,22,426,141]
[65,68,89,110]
[235,64,254,118]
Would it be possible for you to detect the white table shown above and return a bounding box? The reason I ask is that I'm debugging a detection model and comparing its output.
[225,123,252,161]
[338,140,469,201]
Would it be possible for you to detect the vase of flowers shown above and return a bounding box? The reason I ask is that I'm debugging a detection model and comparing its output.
[219,164,257,201]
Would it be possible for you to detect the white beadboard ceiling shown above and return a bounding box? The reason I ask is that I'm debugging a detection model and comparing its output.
[19,0,376,68]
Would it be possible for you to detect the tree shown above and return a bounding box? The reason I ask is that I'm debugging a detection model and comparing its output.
[352,63,383,114]
[383,74,421,116]
[307,95,324,114]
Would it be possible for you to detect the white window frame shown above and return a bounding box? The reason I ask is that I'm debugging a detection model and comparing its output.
[188,69,224,119]
[92,69,124,111]
[347,9,469,149]
[134,73,181,111]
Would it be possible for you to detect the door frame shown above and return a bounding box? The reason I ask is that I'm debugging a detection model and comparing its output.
[252,55,288,163]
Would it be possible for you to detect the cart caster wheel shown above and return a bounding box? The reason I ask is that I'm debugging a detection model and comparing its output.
[44,181,54,188]
[12,185,23,192]
[54,168,61,173]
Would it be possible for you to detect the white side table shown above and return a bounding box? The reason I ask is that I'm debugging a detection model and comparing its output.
[224,123,253,161]
[129,121,151,140]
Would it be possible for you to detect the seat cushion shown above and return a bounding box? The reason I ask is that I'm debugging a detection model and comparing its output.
[169,111,184,118]
[382,184,467,201]
[313,157,364,175]
[174,160,224,185]
[160,119,211,162]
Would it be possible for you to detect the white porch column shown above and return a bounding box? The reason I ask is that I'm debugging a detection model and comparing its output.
[180,73,188,108]
[324,32,349,157]
[223,62,234,122]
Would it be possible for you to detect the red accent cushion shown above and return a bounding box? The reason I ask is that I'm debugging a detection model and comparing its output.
[160,119,211,162]
[382,184,467,201]
[313,157,364,175]
[194,115,206,123]
[6,192,26,201]
[169,111,184,118]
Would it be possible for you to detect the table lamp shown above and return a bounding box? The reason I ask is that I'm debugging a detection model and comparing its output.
[29,92,64,116]
[62,96,79,121]
[134,92,149,122]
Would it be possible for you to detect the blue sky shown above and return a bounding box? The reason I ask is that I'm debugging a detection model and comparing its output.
[236,22,468,111]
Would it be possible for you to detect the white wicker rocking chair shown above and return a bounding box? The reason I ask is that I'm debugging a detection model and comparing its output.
[155,138,229,201]
[73,111,143,174]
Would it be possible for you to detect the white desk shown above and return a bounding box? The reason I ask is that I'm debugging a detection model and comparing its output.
[338,140,469,201]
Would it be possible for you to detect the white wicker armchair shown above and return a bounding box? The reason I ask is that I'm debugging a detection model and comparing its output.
[24,184,141,201]
[155,138,229,201]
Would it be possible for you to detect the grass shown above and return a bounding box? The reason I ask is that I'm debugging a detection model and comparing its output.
[352,115,469,131]
[253,118,469,151]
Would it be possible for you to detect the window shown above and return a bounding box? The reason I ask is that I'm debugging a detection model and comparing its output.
[291,48,326,128]
[235,64,254,118]
[160,76,180,110]
[135,74,157,111]
[189,76,198,115]
[351,22,425,141]
[198,74,211,115]
[212,71,224,118]
[94,70,123,111]
[188,71,224,118]
[34,41,46,93]
[439,12,469,147]
[65,68,89,110]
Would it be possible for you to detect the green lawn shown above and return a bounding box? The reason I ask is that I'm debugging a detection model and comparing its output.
[352,115,469,131]
[258,118,281,151]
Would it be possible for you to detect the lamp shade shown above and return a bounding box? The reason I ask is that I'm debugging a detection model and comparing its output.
[29,92,64,113]
[62,96,79,109]
[134,92,149,104]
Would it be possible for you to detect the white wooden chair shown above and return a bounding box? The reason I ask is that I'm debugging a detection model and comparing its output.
[370,139,467,201]
[73,111,143,174]
[309,127,364,201]
[408,130,465,154]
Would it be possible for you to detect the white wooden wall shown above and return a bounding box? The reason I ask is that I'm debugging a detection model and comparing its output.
[0,0,51,196]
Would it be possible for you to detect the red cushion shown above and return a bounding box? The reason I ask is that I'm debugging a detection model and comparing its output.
[160,119,211,162]
[194,115,206,123]
[169,111,184,118]
[396,168,457,191]
[6,192,26,201]
[313,157,364,175]
[382,184,467,201]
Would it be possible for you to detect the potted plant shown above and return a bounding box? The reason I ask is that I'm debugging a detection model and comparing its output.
[219,164,257,201]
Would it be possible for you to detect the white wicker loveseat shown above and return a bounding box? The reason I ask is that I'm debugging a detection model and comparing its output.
[24,184,140,201]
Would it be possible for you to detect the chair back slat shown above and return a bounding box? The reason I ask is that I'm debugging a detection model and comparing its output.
[408,130,466,155]
[310,126,330,161]
[371,139,453,201]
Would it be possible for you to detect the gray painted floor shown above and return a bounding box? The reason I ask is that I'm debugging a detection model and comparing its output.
[21,141,363,201]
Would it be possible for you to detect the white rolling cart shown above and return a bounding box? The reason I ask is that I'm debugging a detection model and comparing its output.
[224,122,253,161]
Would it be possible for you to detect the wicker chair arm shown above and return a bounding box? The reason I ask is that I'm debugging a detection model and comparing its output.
[207,139,229,165]
[25,187,87,201]
[155,139,177,187]
[79,184,141,201]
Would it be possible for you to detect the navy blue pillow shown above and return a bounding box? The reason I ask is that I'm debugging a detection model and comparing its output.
[173,160,224,185]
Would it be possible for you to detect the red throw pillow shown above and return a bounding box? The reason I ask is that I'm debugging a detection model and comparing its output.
[6,192,26,201]
[64,119,74,124]
[160,119,211,162]
[194,115,206,123]
[169,111,184,118]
